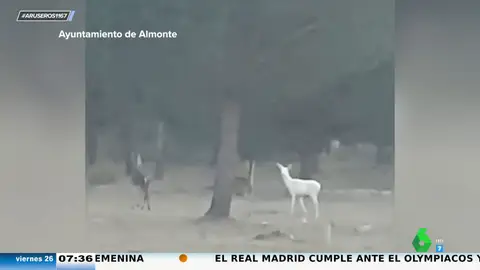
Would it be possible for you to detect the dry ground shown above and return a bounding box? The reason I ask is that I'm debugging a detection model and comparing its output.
[86,148,394,252]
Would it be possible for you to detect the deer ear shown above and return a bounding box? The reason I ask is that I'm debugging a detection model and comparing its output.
[287,164,293,170]
[276,163,282,169]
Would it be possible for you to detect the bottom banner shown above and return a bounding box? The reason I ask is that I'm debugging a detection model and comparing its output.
[1,253,479,270]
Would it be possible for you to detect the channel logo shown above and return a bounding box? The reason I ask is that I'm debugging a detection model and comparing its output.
[412,228,444,252]
[435,239,444,252]
[412,228,432,252]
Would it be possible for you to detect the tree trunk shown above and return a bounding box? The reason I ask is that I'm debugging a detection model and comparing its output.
[155,121,166,180]
[204,100,241,218]
[120,121,134,176]
[246,160,255,195]
[325,142,332,155]
[86,123,98,167]
[299,152,319,179]
[85,84,98,168]
[210,135,220,167]
[375,145,393,165]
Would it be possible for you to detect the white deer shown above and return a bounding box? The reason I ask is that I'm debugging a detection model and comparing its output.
[276,163,321,220]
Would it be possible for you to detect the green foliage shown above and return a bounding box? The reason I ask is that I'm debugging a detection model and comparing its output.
[86,0,395,162]
[337,58,394,145]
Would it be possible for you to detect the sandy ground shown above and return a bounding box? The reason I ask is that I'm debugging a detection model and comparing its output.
[86,150,394,252]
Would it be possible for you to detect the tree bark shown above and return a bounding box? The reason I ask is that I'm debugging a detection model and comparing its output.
[86,122,98,167]
[120,121,134,176]
[210,134,220,167]
[299,151,319,179]
[324,142,332,155]
[155,121,166,180]
[375,145,393,165]
[204,99,241,218]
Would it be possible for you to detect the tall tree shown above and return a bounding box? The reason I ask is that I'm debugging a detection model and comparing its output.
[202,1,240,218]
[86,0,114,168]
[205,0,394,216]
[204,98,241,217]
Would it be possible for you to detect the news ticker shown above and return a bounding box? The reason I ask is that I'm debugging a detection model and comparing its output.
[0,253,479,270]
[16,10,76,22]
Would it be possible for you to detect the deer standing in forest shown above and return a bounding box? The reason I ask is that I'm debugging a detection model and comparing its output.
[276,163,321,221]
[130,152,152,211]
[233,160,256,196]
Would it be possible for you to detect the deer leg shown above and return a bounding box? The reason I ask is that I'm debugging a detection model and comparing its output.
[141,187,151,211]
[290,195,296,215]
[311,195,319,220]
[299,197,308,213]
[145,190,151,211]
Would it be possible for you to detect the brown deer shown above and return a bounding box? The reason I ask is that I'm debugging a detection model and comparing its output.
[130,152,151,210]
[233,160,256,197]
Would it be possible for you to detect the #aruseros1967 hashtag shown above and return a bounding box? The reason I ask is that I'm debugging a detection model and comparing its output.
[16,10,75,22]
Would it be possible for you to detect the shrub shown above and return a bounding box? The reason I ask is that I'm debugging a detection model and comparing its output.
[87,161,119,186]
